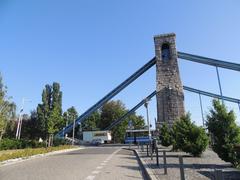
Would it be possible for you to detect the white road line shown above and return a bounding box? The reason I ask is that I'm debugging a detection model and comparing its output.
[96,166,103,169]
[92,170,100,174]
[85,175,95,180]
[105,149,120,161]
[85,148,121,180]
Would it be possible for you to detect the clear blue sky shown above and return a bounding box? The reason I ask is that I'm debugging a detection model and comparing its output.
[1,0,240,127]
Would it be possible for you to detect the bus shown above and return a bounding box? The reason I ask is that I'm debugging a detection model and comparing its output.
[124,129,154,144]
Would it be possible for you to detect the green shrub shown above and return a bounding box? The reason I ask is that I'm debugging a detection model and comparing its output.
[206,99,240,168]
[0,139,21,150]
[159,123,173,147]
[0,145,73,162]
[172,113,209,157]
[0,139,45,150]
[52,138,68,146]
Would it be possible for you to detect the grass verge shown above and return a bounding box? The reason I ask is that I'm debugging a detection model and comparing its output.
[0,145,75,162]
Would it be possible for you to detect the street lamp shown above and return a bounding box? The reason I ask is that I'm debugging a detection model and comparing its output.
[144,98,153,159]
[144,98,151,141]
[16,98,31,140]
[72,119,76,146]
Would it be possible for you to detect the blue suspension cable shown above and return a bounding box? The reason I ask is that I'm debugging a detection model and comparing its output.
[198,93,205,127]
[215,66,224,104]
[238,103,240,113]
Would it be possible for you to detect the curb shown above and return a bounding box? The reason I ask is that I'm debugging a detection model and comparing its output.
[124,148,157,180]
[0,147,84,167]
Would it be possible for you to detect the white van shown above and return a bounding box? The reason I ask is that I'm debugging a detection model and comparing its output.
[83,130,112,144]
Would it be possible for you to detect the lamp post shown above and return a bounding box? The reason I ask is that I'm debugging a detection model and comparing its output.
[16,98,31,140]
[144,98,152,159]
[72,119,76,146]
[144,99,151,141]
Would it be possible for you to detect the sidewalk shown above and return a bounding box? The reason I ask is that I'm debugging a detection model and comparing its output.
[134,145,240,180]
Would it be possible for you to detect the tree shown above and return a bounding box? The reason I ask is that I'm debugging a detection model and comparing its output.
[159,123,173,147]
[36,82,63,145]
[52,83,64,130]
[99,100,126,129]
[0,73,16,140]
[172,113,209,157]
[4,119,16,139]
[129,114,145,130]
[47,107,62,146]
[82,111,100,131]
[100,100,127,143]
[36,84,52,139]
[99,100,145,143]
[63,106,78,127]
[206,99,240,167]
[20,111,40,140]
[63,106,79,138]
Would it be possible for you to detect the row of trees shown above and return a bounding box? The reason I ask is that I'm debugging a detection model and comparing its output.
[159,99,240,167]
[1,80,79,146]
[34,86,145,143]
[0,74,16,140]
[0,73,145,144]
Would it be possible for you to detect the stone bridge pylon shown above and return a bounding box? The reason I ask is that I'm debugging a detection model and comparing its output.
[155,33,185,129]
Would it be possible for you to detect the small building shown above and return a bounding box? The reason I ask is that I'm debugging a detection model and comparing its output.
[83,130,112,143]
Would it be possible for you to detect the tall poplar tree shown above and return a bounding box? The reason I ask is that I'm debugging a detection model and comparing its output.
[36,82,63,145]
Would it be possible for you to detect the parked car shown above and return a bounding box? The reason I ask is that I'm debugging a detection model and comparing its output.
[91,139,104,146]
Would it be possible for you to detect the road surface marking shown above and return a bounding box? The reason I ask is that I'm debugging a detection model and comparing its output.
[85,175,95,180]
[92,170,100,174]
[85,148,121,180]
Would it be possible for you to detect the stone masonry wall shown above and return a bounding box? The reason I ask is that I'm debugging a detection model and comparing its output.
[155,33,185,130]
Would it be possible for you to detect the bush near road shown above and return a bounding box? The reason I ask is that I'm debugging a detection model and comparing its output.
[207,99,240,168]
[0,138,68,151]
[172,113,209,157]
[159,123,173,147]
[0,145,74,162]
[0,139,45,150]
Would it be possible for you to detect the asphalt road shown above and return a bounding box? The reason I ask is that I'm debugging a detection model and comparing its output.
[0,146,144,180]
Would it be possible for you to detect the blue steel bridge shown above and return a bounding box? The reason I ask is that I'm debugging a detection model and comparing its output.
[57,50,240,137]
